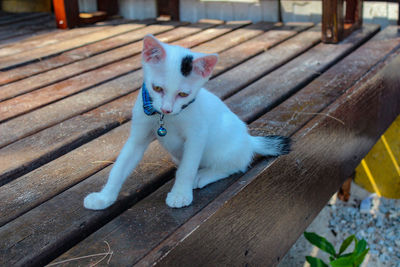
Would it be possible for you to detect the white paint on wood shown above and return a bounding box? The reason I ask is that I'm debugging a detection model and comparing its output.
[118,0,157,20]
[363,2,399,27]
[180,0,278,22]
[78,0,97,12]
[281,0,322,23]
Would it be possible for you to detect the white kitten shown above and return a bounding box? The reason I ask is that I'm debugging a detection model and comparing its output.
[84,35,290,209]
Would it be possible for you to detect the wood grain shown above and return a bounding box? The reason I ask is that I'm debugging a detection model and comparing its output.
[207,25,321,99]
[0,21,252,121]
[249,25,400,137]
[225,24,380,122]
[0,23,181,101]
[0,21,164,70]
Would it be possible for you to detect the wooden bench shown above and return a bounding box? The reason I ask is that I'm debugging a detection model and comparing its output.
[0,11,399,267]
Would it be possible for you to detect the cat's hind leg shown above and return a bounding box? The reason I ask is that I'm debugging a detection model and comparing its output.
[193,168,236,189]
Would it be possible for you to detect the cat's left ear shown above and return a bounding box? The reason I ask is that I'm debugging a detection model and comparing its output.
[193,54,218,78]
[142,34,166,63]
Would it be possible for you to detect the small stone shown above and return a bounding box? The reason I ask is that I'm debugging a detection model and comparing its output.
[367,227,375,234]
[370,249,379,255]
[379,205,388,213]
[360,196,372,213]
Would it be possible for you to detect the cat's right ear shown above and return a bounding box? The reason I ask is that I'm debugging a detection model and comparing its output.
[142,34,166,63]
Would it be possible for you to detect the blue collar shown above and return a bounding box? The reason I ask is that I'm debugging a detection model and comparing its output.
[142,83,159,115]
[142,83,195,116]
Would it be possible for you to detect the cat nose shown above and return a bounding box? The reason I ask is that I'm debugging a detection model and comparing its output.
[161,108,172,114]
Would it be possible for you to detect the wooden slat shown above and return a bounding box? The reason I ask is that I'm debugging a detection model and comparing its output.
[0,24,115,57]
[0,21,184,85]
[225,24,380,122]
[0,22,183,102]
[0,23,312,198]
[0,28,60,48]
[212,22,313,76]
[208,25,321,98]
[0,21,167,70]
[56,35,400,267]
[0,21,256,124]
[0,24,379,266]
[0,15,55,42]
[249,25,400,137]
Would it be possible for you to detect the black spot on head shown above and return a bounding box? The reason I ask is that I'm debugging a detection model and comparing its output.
[181,55,193,77]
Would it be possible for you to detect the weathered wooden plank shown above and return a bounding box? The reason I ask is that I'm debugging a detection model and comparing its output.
[0,20,251,100]
[225,24,380,123]
[208,25,321,99]
[0,21,169,70]
[0,23,314,184]
[0,15,55,42]
[0,21,256,123]
[0,72,140,149]
[0,84,141,186]
[0,24,382,265]
[0,28,60,48]
[0,24,123,57]
[0,23,183,101]
[249,25,400,137]
[212,22,314,76]
[0,143,175,267]
[0,21,191,85]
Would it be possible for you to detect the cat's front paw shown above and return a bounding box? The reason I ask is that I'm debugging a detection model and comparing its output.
[84,192,115,210]
[166,189,193,208]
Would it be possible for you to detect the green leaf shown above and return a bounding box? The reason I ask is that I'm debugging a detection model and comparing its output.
[330,255,355,267]
[304,232,337,256]
[353,248,369,266]
[306,256,329,267]
[339,235,355,256]
[354,239,367,255]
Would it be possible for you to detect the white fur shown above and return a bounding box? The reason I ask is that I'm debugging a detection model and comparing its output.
[84,35,285,210]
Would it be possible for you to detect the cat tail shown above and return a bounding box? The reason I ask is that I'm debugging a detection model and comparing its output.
[251,135,291,156]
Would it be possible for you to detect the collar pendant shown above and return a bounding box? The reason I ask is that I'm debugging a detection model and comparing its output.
[157,114,167,137]
[142,83,167,137]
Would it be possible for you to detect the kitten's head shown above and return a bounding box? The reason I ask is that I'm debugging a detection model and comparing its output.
[142,34,218,115]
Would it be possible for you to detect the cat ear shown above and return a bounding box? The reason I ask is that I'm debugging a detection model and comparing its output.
[193,54,218,78]
[142,34,166,63]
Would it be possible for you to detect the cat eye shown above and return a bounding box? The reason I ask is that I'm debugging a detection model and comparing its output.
[178,92,189,97]
[152,85,163,93]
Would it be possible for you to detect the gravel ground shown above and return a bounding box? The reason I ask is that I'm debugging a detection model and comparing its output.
[280,182,400,267]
